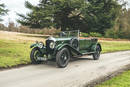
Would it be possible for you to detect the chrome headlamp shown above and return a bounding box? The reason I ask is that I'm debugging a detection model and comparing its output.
[49,41,55,49]
[38,42,44,48]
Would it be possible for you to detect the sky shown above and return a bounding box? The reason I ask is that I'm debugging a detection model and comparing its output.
[0,0,130,26]
[0,0,39,26]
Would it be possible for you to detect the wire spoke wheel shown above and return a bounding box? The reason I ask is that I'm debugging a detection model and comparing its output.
[61,51,68,64]
[56,48,70,68]
[34,50,40,60]
[30,47,43,64]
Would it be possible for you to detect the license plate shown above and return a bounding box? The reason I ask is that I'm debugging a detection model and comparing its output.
[37,57,47,61]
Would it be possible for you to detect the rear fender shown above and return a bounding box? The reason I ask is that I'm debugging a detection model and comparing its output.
[91,43,102,52]
[97,43,102,51]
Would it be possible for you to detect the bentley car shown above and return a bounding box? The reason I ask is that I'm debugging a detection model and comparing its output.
[30,30,102,68]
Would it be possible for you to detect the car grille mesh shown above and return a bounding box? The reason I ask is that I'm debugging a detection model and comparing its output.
[46,40,53,53]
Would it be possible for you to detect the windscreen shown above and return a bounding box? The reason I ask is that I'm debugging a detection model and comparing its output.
[59,30,79,38]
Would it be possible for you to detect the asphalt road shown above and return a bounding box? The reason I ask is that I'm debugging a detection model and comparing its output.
[0,51,130,87]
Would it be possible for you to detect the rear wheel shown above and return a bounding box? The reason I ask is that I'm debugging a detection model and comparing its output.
[93,45,101,60]
[56,48,70,68]
[30,47,43,64]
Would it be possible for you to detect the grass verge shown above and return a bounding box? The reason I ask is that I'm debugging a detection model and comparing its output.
[100,40,130,53]
[96,70,130,87]
[0,39,31,68]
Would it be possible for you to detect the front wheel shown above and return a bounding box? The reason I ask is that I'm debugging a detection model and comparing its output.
[30,47,43,64]
[93,45,101,60]
[56,48,70,68]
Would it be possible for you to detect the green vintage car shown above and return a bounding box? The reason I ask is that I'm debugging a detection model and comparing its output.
[30,30,102,68]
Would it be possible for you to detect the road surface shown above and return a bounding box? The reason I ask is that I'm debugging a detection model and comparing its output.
[0,51,130,87]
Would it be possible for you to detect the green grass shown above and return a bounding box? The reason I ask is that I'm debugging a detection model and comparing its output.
[96,41,130,87]
[100,41,130,53]
[0,39,130,68]
[0,40,31,68]
[96,70,130,87]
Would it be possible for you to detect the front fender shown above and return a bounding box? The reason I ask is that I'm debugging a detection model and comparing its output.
[30,43,43,48]
[56,44,69,51]
[30,44,37,48]
[30,43,47,54]
[54,44,82,56]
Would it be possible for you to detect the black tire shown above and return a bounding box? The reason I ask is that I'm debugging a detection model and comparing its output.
[30,47,43,64]
[56,48,70,68]
[93,45,101,60]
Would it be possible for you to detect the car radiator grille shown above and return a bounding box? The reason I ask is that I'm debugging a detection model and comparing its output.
[46,40,53,53]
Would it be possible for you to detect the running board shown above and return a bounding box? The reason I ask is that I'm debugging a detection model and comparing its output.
[82,52,95,55]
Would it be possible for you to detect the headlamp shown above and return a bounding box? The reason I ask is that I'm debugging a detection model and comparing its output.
[49,41,55,49]
[38,42,43,48]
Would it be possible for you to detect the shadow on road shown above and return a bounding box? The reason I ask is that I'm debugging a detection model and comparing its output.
[37,57,93,68]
